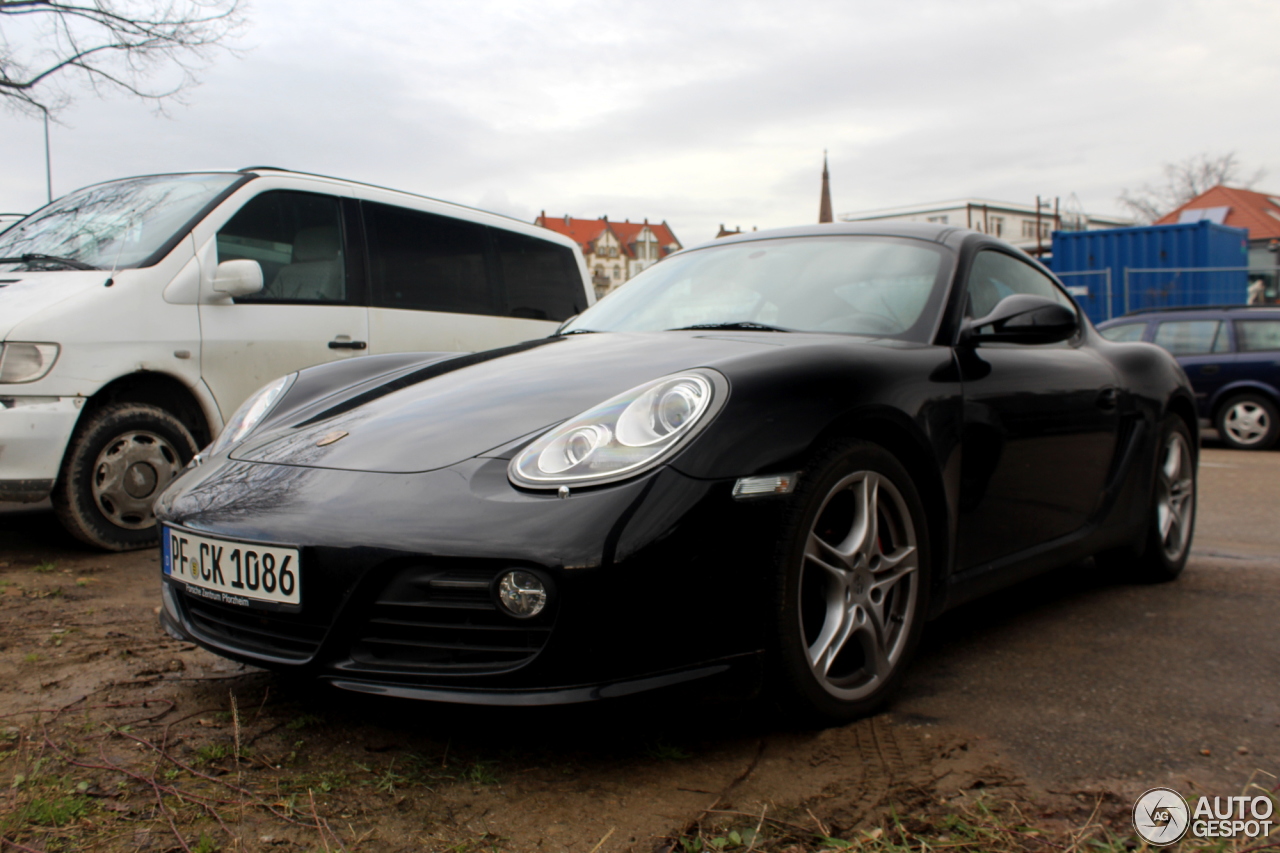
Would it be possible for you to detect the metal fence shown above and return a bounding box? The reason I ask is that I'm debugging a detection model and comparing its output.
[1060,266,1278,323]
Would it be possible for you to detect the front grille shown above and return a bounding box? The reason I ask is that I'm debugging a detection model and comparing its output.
[350,566,553,674]
[183,596,328,662]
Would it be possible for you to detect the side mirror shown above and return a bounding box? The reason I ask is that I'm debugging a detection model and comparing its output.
[962,294,1078,345]
[212,259,264,298]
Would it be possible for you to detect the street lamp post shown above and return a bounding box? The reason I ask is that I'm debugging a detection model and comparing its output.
[40,106,52,203]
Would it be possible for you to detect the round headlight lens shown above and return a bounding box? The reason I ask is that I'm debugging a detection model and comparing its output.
[496,570,547,618]
[509,371,722,488]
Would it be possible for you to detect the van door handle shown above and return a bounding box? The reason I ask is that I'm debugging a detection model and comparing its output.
[328,340,367,350]
[1200,364,1220,375]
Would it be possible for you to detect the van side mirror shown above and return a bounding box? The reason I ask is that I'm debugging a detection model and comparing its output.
[212,259,264,298]
[961,294,1078,345]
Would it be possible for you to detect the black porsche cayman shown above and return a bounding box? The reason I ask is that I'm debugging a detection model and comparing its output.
[155,223,1198,722]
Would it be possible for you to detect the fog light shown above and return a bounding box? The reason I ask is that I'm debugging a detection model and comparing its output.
[496,570,547,618]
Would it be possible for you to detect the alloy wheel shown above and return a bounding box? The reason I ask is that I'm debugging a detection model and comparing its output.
[1155,429,1195,562]
[799,470,919,702]
[1223,400,1270,446]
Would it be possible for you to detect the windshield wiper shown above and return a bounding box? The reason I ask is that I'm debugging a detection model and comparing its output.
[0,254,99,271]
[668,321,791,333]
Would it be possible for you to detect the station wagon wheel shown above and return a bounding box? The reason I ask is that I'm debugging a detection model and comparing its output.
[773,440,930,723]
[52,404,199,551]
[1216,393,1279,450]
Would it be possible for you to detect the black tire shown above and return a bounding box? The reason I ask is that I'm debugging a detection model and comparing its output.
[51,403,198,551]
[770,440,931,725]
[1215,393,1279,450]
[1107,414,1197,583]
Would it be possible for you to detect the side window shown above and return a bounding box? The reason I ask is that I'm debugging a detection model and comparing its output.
[363,202,498,316]
[1236,319,1280,352]
[965,250,1074,319]
[1099,323,1147,343]
[491,228,584,321]
[1153,320,1223,356]
[217,191,349,302]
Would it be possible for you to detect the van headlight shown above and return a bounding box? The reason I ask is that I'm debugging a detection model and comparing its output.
[509,370,726,488]
[0,343,59,383]
[206,374,295,457]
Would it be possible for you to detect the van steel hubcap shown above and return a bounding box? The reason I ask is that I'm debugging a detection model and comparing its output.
[800,471,918,701]
[1156,431,1195,561]
[91,431,183,529]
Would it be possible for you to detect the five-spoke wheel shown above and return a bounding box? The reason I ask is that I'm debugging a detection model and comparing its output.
[774,440,929,723]
[1216,393,1278,451]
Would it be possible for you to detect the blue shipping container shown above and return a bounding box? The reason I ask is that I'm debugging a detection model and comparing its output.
[1048,221,1249,324]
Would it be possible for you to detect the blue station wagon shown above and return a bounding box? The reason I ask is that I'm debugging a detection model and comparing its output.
[1098,306,1280,450]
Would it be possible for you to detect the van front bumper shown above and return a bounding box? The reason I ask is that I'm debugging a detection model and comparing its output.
[0,396,83,501]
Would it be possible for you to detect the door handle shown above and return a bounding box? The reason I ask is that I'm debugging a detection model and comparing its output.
[328,340,367,350]
[1096,387,1118,410]
[1200,364,1220,375]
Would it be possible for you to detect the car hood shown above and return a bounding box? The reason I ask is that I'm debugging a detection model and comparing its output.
[233,331,884,474]
[0,269,112,340]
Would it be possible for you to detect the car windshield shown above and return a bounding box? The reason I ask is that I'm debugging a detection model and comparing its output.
[0,173,242,272]
[563,235,952,341]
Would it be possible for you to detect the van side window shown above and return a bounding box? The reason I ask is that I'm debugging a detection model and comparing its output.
[492,228,584,321]
[217,191,350,302]
[363,202,498,316]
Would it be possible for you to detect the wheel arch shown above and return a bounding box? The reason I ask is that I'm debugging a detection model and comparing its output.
[1208,381,1280,423]
[76,371,215,450]
[1165,391,1200,452]
[805,408,953,619]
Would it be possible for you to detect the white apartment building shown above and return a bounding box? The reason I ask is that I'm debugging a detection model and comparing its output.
[839,199,1131,253]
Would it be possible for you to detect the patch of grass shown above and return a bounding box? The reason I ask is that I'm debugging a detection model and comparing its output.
[23,652,39,664]
[285,713,324,731]
[193,743,231,765]
[32,561,57,574]
[460,759,499,787]
[1,793,88,830]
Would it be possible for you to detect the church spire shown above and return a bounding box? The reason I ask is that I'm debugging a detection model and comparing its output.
[818,150,833,223]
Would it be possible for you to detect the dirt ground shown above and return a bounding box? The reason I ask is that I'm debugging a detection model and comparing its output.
[0,445,1276,852]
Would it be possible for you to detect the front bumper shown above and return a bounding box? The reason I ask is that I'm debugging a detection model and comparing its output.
[0,396,83,501]
[155,454,789,703]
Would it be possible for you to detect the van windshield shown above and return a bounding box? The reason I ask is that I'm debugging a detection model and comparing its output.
[0,173,242,272]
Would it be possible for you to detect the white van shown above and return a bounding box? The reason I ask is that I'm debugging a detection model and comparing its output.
[0,168,593,550]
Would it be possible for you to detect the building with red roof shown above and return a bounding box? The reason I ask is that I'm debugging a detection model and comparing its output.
[1156,184,1280,271]
[535,213,682,298]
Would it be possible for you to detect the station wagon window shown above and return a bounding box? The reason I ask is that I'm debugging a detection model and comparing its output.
[1152,320,1229,355]
[1099,323,1147,343]
[363,202,499,316]
[966,250,1073,319]
[1236,319,1280,352]
[491,228,584,321]
[217,191,351,303]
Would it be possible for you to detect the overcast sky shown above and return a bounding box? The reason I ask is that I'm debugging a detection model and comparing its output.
[2,0,1278,245]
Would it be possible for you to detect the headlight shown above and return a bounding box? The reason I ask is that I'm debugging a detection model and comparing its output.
[0,343,59,383]
[207,374,295,457]
[509,370,725,488]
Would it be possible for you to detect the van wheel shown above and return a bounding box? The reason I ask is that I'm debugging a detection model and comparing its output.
[52,404,198,551]
[1216,393,1278,450]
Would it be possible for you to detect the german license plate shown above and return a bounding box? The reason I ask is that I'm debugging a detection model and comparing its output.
[162,526,300,608]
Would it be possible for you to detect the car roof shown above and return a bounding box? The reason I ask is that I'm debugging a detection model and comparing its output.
[1098,305,1280,325]
[681,221,970,252]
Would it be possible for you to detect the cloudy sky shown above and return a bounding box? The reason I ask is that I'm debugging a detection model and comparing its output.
[2,0,1278,245]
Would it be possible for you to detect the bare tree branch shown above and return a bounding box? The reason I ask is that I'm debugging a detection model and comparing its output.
[1119,152,1266,224]
[0,0,247,116]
